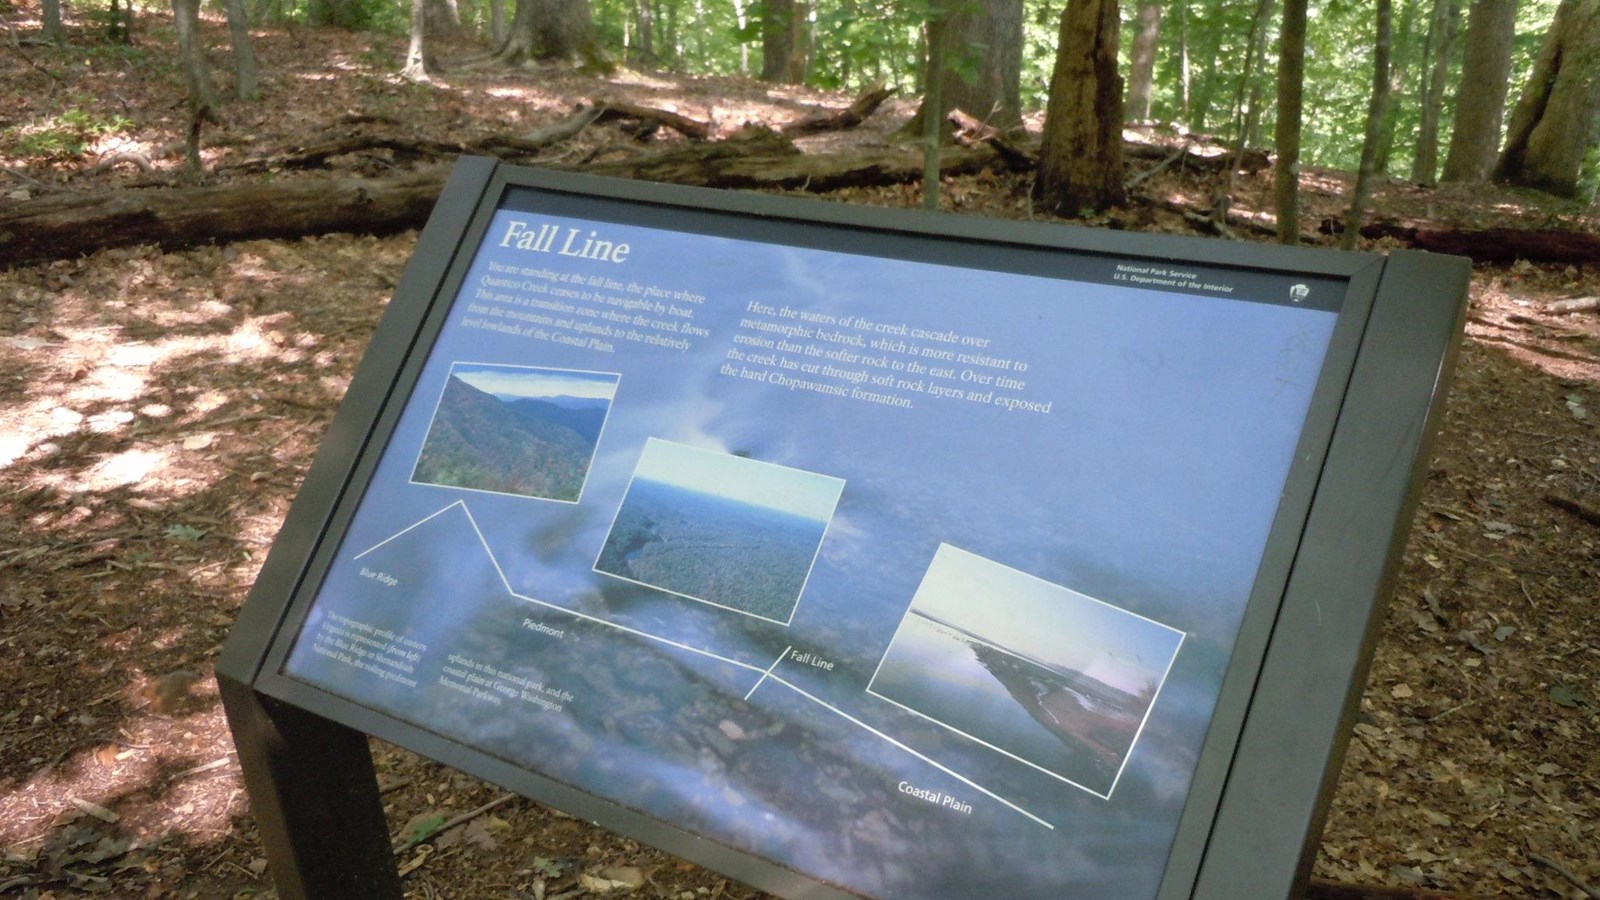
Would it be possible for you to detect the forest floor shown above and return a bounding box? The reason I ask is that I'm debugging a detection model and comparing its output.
[2,7,1599,900]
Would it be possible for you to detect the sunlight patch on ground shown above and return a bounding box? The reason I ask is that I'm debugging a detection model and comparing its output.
[604,69,682,90]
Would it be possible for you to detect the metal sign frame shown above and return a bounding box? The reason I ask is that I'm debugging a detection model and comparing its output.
[218,156,1469,900]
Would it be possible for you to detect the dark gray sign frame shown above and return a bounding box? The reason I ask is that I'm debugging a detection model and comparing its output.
[218,155,1469,900]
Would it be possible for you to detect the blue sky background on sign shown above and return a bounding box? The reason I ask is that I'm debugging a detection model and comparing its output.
[283,207,1339,899]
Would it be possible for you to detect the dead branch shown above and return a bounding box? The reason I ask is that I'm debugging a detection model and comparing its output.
[393,793,516,855]
[948,109,1036,172]
[1546,495,1600,529]
[1527,853,1600,900]
[1126,144,1190,191]
[594,101,712,140]
[781,82,895,136]
[1547,296,1600,315]
[89,152,156,174]
[1305,878,1461,899]
[474,106,605,156]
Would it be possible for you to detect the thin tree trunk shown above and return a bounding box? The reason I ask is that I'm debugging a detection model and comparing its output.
[1212,0,1275,225]
[1343,0,1393,250]
[402,0,431,81]
[1277,0,1307,243]
[490,0,506,48]
[1412,0,1460,183]
[1126,0,1163,121]
[1373,0,1416,172]
[1440,0,1518,181]
[1178,0,1191,121]
[42,0,63,42]
[172,0,220,111]
[922,13,943,210]
[223,0,260,100]
[731,0,750,73]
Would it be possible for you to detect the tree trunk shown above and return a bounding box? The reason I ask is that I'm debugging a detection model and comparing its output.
[760,0,807,82]
[1034,0,1126,215]
[1211,0,1274,224]
[401,0,432,81]
[1440,0,1517,181]
[1126,0,1163,121]
[308,0,365,27]
[1492,0,1600,197]
[497,0,599,65]
[904,0,1026,134]
[489,0,507,51]
[1177,0,1191,120]
[223,0,260,100]
[731,0,750,73]
[1342,0,1393,250]
[1186,0,1228,130]
[172,0,221,111]
[107,0,132,43]
[1276,0,1308,243]
[1412,0,1461,183]
[42,0,63,42]
[426,0,460,39]
[1373,0,1417,172]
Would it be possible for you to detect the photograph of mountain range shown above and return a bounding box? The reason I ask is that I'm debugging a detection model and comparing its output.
[411,363,619,502]
[868,544,1186,797]
[595,438,844,623]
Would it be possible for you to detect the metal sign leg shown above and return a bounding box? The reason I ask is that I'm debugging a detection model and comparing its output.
[219,673,403,900]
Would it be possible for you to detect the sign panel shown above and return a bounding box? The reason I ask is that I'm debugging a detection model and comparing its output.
[232,160,1466,899]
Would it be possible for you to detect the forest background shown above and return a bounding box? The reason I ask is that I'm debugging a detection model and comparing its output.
[1,0,1598,895]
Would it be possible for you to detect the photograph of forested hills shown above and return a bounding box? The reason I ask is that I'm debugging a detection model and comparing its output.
[595,439,844,623]
[412,364,619,502]
[869,545,1185,796]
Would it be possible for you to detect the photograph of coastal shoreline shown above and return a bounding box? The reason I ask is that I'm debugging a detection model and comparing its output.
[868,544,1185,797]
[595,439,844,624]
[411,363,619,502]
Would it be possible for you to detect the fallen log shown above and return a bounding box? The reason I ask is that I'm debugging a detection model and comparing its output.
[0,165,451,269]
[781,82,895,137]
[224,107,605,174]
[0,127,1007,268]
[583,125,999,191]
[1358,220,1600,265]
[1126,140,1272,174]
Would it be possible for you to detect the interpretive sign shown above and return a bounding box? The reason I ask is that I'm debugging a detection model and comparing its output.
[218,157,1469,900]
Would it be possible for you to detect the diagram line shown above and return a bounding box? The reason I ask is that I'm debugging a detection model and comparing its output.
[354,500,467,559]
[370,502,1054,830]
[745,646,792,701]
[766,674,1055,829]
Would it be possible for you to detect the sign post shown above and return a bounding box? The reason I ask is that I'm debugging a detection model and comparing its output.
[219,156,1468,900]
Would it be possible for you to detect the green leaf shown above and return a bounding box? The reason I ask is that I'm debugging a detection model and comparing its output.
[403,812,449,844]
[164,523,207,542]
[1549,684,1584,708]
